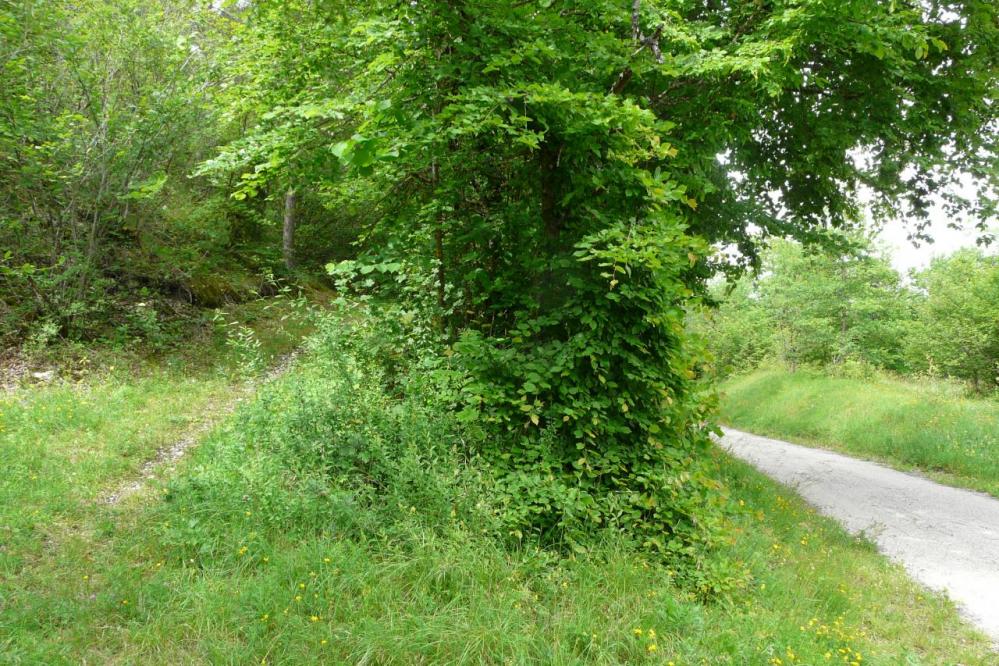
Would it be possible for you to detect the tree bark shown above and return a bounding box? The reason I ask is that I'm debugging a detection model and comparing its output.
[283,188,296,270]
[539,140,562,246]
[430,160,449,337]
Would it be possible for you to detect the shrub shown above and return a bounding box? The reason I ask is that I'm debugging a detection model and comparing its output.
[158,308,500,563]
[452,223,729,559]
[158,304,743,597]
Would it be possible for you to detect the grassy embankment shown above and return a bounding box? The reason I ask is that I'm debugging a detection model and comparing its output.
[719,368,999,498]
[1,318,995,664]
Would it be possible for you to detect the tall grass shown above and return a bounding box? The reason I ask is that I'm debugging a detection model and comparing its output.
[720,368,999,497]
[1,319,995,663]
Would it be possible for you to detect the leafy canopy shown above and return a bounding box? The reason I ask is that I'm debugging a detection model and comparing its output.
[209,0,998,554]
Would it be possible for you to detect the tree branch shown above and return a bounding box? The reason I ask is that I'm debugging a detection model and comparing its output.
[610,1,664,94]
[610,67,634,95]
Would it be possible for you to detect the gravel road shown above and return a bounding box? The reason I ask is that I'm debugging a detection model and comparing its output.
[719,426,999,645]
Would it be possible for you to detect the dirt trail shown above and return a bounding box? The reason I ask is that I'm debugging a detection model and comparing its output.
[101,351,299,505]
[720,426,999,646]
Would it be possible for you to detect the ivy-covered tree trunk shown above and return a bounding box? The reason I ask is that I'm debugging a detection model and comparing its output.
[209,0,998,558]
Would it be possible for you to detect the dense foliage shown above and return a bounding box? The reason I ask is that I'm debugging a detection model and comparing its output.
[2,0,220,342]
[699,239,999,392]
[5,0,998,555]
[162,308,500,555]
[0,1,348,346]
[909,250,999,391]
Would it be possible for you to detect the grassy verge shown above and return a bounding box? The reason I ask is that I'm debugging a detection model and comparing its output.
[719,368,999,498]
[0,296,315,499]
[1,317,994,664]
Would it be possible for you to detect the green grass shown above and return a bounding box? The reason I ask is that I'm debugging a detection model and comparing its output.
[0,295,313,532]
[719,368,999,498]
[1,330,995,664]
[0,295,314,658]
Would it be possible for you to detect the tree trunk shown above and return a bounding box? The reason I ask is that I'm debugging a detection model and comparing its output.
[283,188,296,270]
[539,141,562,247]
[537,140,565,314]
[429,160,451,338]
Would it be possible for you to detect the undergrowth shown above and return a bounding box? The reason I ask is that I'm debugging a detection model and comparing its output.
[158,303,736,592]
[1,307,995,663]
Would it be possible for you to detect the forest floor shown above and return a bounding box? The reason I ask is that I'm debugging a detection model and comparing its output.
[720,426,999,646]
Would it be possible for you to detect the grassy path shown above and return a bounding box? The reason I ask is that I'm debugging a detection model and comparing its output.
[0,370,239,661]
[101,350,299,506]
[0,299,310,662]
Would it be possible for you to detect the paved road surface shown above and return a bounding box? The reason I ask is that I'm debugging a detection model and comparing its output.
[719,426,999,645]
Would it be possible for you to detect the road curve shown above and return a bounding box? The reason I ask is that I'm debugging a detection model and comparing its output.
[719,426,999,645]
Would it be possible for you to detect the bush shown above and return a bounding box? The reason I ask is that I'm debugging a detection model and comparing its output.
[157,304,742,597]
[330,225,732,561]
[450,224,729,560]
[158,307,500,563]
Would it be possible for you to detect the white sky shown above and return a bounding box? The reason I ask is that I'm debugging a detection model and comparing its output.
[869,170,995,275]
[875,209,986,276]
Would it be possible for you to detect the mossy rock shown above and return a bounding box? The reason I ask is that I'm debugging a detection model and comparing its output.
[186,273,258,308]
